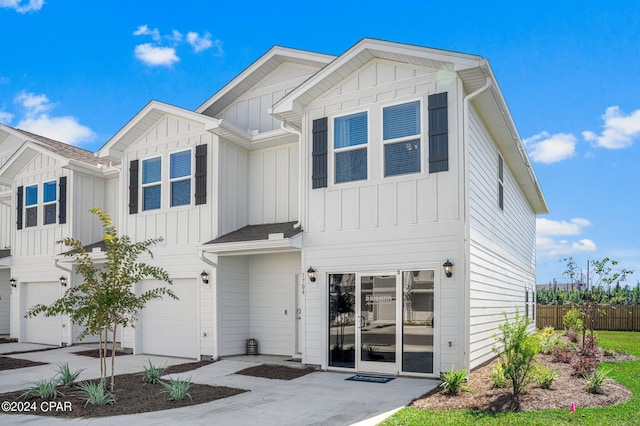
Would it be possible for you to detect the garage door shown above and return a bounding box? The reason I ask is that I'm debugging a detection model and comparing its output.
[22,282,61,346]
[140,278,198,359]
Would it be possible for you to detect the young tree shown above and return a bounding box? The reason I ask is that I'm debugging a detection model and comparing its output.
[26,208,176,391]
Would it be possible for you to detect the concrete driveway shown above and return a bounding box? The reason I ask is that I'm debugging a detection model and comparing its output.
[0,344,439,425]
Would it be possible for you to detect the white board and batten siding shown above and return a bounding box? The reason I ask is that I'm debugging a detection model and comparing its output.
[217,141,248,237]
[121,115,215,246]
[72,173,109,245]
[0,269,10,335]
[0,200,10,250]
[217,256,250,356]
[467,105,537,369]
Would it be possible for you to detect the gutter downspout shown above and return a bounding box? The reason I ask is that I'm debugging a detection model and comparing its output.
[462,74,492,373]
[199,249,219,360]
[280,121,303,229]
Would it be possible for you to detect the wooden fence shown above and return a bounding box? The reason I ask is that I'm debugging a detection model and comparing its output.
[536,305,640,331]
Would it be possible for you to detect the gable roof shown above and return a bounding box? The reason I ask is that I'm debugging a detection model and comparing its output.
[97,100,219,162]
[201,221,303,255]
[12,128,108,166]
[196,46,334,118]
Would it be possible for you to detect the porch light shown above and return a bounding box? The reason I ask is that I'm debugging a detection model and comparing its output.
[307,267,316,282]
[443,260,453,278]
[60,276,68,287]
[200,270,209,285]
[9,277,16,288]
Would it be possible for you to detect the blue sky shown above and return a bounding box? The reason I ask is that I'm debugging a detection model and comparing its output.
[1,1,639,287]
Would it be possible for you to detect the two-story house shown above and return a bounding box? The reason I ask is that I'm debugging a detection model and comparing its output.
[3,39,547,378]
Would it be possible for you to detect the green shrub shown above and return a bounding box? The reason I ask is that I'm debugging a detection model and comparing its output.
[603,347,617,357]
[439,365,469,395]
[140,358,167,384]
[492,309,541,397]
[55,363,85,387]
[159,377,192,401]
[538,327,561,354]
[75,379,117,406]
[585,368,611,394]
[563,307,583,334]
[488,362,508,388]
[533,365,558,389]
[20,378,62,400]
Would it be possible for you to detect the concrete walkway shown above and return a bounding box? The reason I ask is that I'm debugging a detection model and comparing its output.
[0,344,439,425]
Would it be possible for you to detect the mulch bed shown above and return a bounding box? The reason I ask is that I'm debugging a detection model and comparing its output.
[0,337,18,344]
[73,349,130,358]
[0,362,247,418]
[411,347,634,412]
[0,357,48,371]
[234,364,317,380]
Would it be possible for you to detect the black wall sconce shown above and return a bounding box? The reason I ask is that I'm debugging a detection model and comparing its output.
[200,271,209,285]
[307,267,316,282]
[443,260,453,278]
[10,278,16,288]
[60,276,68,287]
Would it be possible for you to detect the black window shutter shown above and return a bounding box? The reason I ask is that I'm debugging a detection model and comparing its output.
[58,176,67,224]
[428,92,449,173]
[312,117,328,189]
[195,144,207,205]
[129,159,139,214]
[16,185,23,230]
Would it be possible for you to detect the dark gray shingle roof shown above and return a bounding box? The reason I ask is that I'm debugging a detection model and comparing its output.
[13,128,109,167]
[205,222,302,245]
[0,249,10,259]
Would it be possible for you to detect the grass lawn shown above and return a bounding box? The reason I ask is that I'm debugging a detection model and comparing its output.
[382,330,640,425]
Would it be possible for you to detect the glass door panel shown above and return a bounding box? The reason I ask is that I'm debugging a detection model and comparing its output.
[359,274,397,370]
[402,270,434,373]
[329,274,356,368]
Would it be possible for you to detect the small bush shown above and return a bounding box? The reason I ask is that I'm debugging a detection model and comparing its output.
[585,368,611,394]
[439,365,469,395]
[563,307,583,334]
[55,363,85,387]
[75,379,117,406]
[533,365,558,389]
[538,327,561,355]
[159,377,192,401]
[20,378,62,400]
[551,346,574,363]
[488,362,508,389]
[603,347,617,357]
[571,335,600,376]
[566,329,579,343]
[140,359,167,384]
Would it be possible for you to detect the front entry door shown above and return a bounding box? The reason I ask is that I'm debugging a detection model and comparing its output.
[357,273,399,374]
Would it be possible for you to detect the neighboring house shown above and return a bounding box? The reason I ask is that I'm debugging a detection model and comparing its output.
[1,39,547,378]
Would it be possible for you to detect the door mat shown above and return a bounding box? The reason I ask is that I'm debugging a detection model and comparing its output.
[286,358,302,362]
[346,375,395,383]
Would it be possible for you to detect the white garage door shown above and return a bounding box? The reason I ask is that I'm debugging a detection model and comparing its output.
[140,278,198,359]
[22,282,61,346]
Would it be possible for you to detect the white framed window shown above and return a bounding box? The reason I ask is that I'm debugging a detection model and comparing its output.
[25,184,38,227]
[498,155,504,210]
[334,111,368,184]
[383,100,421,177]
[43,180,57,225]
[169,150,192,207]
[142,156,161,211]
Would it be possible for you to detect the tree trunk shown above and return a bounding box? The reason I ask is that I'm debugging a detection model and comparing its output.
[110,321,117,392]
[98,328,104,379]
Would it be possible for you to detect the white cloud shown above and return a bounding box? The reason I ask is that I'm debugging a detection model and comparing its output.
[582,106,640,149]
[0,110,14,124]
[0,0,44,13]
[133,24,161,42]
[524,131,576,164]
[134,44,179,67]
[187,31,213,53]
[12,91,96,145]
[536,217,596,258]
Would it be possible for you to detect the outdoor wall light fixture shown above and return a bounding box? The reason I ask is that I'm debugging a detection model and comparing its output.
[9,278,16,288]
[200,271,209,285]
[60,276,68,287]
[443,260,453,278]
[307,267,316,282]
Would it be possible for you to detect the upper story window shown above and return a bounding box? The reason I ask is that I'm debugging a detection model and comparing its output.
[334,111,368,184]
[25,185,38,227]
[142,157,161,211]
[498,155,504,210]
[170,150,191,207]
[43,181,57,225]
[383,101,421,177]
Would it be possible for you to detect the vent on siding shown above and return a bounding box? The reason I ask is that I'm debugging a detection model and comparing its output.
[16,185,23,230]
[195,144,207,205]
[428,92,448,173]
[58,176,67,224]
[129,159,139,214]
[312,117,328,189]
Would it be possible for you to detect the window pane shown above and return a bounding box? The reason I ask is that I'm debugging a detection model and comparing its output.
[44,204,56,225]
[26,206,37,227]
[43,181,57,203]
[329,273,355,368]
[170,150,191,179]
[384,101,420,140]
[171,179,191,206]
[142,157,161,184]
[335,148,367,183]
[25,185,38,206]
[334,112,367,149]
[385,140,420,177]
[143,185,161,210]
[402,270,434,373]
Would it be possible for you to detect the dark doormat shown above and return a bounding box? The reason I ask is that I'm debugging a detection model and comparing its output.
[346,375,395,383]
[286,358,302,362]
